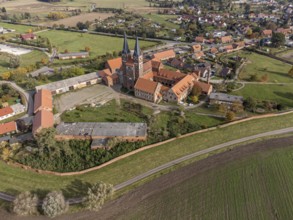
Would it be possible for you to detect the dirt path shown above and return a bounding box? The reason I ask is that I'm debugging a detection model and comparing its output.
[1,135,293,220]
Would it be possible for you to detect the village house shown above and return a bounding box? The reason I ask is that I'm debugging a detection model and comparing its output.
[35,72,101,95]
[152,49,176,61]
[209,92,243,106]
[195,36,206,43]
[191,44,202,52]
[0,121,18,136]
[193,51,205,59]
[20,33,36,41]
[0,107,15,121]
[57,52,89,60]
[134,78,162,103]
[276,28,291,36]
[220,35,233,44]
[262,29,273,37]
[33,89,53,114]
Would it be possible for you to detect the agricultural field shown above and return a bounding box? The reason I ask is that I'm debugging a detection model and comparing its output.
[233,84,293,108]
[143,14,179,29]
[43,12,114,27]
[99,137,293,220]
[236,51,293,83]
[37,30,158,57]
[0,22,36,34]
[0,112,292,197]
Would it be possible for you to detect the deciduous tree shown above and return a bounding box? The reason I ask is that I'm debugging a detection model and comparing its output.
[13,192,38,216]
[42,191,68,218]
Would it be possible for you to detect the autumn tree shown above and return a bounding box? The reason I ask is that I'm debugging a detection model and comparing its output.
[226,111,236,121]
[85,46,90,52]
[13,192,38,216]
[83,182,114,212]
[289,66,293,78]
[260,74,269,82]
[42,191,68,218]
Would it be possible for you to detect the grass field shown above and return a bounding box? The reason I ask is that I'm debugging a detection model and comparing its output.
[121,144,293,220]
[0,22,35,34]
[0,112,292,198]
[143,14,179,29]
[237,52,293,83]
[277,49,293,62]
[37,30,158,57]
[233,84,293,108]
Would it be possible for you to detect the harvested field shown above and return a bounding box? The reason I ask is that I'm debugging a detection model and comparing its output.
[43,13,114,27]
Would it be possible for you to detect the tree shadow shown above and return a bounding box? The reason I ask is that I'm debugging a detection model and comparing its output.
[274,91,293,102]
[265,70,293,80]
[62,179,92,198]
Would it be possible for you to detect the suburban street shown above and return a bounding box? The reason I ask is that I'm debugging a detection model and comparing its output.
[0,126,292,204]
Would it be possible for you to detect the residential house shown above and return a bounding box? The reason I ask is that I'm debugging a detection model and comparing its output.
[152,49,176,61]
[20,33,36,41]
[276,28,291,36]
[191,44,202,52]
[170,58,185,69]
[32,110,54,135]
[57,52,89,60]
[134,78,162,103]
[209,92,243,106]
[210,47,219,54]
[193,51,205,59]
[34,89,53,114]
[220,35,233,44]
[0,121,18,136]
[262,29,273,37]
[0,107,15,121]
[195,36,206,43]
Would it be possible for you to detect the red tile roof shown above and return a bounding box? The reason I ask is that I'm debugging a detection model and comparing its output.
[171,75,195,97]
[34,89,53,114]
[106,57,122,73]
[32,110,54,134]
[154,69,186,81]
[153,49,175,61]
[134,78,160,94]
[0,121,17,135]
[194,81,213,94]
[0,107,13,117]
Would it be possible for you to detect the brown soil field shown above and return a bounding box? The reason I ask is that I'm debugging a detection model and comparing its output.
[278,50,293,62]
[1,135,293,219]
[43,13,113,27]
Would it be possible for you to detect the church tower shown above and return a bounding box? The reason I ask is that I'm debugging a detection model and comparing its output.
[133,37,144,79]
[122,32,131,75]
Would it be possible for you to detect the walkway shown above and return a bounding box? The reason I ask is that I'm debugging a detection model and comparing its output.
[0,127,292,204]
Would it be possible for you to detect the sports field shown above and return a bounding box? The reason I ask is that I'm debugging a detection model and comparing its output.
[37,30,159,57]
[98,136,293,220]
[0,112,292,198]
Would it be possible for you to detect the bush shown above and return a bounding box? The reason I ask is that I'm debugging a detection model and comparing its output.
[13,191,38,216]
[42,191,68,218]
[83,182,114,211]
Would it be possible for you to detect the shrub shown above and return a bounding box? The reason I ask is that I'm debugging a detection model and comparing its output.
[13,191,38,216]
[42,191,68,218]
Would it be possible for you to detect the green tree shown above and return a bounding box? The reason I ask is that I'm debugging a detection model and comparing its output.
[9,56,20,68]
[244,97,257,112]
[35,128,58,157]
[271,32,285,47]
[190,95,198,104]
[42,191,68,218]
[83,182,114,211]
[13,192,38,216]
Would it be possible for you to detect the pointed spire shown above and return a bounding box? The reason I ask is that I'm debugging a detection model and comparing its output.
[122,32,130,55]
[133,36,141,57]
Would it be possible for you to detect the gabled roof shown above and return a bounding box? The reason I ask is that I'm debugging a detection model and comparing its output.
[134,78,160,94]
[262,29,272,35]
[106,57,122,72]
[20,33,36,39]
[32,110,54,134]
[34,89,53,113]
[210,47,218,54]
[154,69,186,81]
[171,75,195,97]
[151,58,163,70]
[195,36,205,42]
[0,121,17,135]
[98,69,112,78]
[221,35,232,42]
[0,107,13,117]
[153,49,175,60]
[194,81,212,93]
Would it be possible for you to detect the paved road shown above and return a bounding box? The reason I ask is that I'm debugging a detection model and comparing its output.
[0,127,292,204]
[0,81,34,116]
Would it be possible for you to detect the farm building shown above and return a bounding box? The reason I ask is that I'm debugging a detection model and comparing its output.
[20,33,37,41]
[32,110,54,135]
[209,93,243,106]
[34,89,53,114]
[152,49,176,61]
[28,66,54,78]
[57,52,89,60]
[55,122,148,142]
[35,72,102,95]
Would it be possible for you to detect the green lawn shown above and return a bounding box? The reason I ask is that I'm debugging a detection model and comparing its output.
[143,14,179,29]
[37,30,158,58]
[237,52,293,83]
[0,22,35,34]
[122,144,293,220]
[61,100,152,123]
[0,112,292,197]
[233,84,293,108]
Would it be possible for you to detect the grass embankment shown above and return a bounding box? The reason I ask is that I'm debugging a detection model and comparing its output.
[122,144,293,220]
[233,84,293,108]
[0,112,292,197]
[237,51,292,83]
[37,30,158,58]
